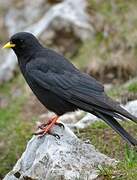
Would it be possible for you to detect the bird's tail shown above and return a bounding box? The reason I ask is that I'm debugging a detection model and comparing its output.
[105,96,137,124]
[115,105,137,124]
[94,111,137,146]
[70,97,137,145]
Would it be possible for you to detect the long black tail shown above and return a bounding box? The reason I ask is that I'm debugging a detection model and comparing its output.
[105,96,137,124]
[70,97,137,145]
[94,111,137,146]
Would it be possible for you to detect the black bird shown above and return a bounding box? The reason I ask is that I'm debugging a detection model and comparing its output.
[3,32,137,146]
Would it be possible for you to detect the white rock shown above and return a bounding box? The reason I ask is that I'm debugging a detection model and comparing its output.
[69,113,99,129]
[4,125,116,180]
[124,100,137,117]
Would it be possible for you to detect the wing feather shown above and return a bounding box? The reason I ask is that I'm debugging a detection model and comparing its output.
[26,61,137,122]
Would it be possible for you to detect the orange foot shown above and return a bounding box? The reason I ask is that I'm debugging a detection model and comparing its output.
[34,116,64,138]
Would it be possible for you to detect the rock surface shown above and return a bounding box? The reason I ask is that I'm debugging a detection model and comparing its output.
[124,100,137,117]
[4,125,116,180]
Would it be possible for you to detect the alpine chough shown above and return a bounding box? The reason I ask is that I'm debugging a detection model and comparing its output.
[3,32,137,146]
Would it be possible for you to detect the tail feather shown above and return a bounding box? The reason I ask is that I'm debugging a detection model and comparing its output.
[94,111,137,146]
[70,97,137,145]
[93,106,126,121]
[105,96,137,123]
[115,105,137,123]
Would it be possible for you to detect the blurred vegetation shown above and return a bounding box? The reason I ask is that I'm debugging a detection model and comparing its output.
[1,0,137,179]
[107,78,137,104]
[73,0,137,83]
[0,76,34,178]
[75,0,137,62]
[77,122,137,180]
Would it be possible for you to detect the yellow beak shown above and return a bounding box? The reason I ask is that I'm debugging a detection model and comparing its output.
[2,42,16,49]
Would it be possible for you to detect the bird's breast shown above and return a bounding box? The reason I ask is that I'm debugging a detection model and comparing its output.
[23,75,77,115]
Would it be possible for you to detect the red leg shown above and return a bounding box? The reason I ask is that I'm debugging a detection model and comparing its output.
[42,116,59,133]
[35,116,60,137]
[38,116,58,130]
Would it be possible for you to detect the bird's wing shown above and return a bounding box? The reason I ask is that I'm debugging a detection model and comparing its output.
[26,61,113,109]
[26,61,137,121]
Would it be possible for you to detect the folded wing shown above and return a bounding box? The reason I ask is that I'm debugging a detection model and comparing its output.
[26,61,137,145]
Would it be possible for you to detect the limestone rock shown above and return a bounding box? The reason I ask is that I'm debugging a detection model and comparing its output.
[124,100,137,117]
[4,125,116,180]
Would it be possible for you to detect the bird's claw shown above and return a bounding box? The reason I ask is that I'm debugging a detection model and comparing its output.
[38,122,64,130]
[34,116,63,139]
[38,123,48,130]
[50,133,60,139]
[55,122,65,129]
[33,130,45,136]
[34,130,60,139]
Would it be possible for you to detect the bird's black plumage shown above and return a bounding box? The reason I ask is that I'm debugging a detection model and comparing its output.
[8,32,137,145]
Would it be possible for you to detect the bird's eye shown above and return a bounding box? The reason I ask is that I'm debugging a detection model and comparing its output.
[20,39,24,43]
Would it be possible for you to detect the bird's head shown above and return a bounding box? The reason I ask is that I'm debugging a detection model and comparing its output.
[3,32,42,57]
